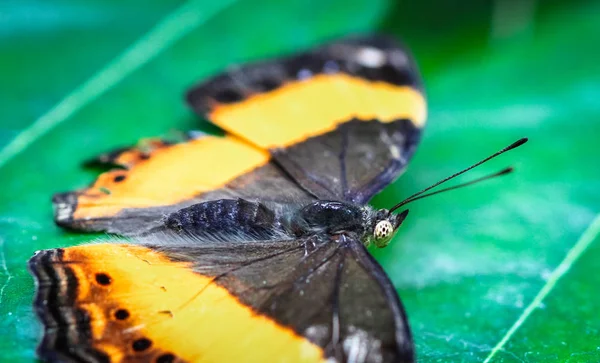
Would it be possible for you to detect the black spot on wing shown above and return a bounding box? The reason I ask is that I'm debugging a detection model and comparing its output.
[114,309,130,320]
[95,273,111,286]
[132,338,153,352]
[156,353,176,363]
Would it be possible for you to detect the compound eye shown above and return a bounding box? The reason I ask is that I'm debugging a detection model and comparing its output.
[373,220,394,248]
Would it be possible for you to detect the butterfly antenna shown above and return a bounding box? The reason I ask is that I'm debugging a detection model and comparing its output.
[396,166,514,206]
[388,138,527,214]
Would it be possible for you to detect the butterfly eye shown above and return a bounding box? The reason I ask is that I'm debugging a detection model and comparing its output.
[373,220,394,248]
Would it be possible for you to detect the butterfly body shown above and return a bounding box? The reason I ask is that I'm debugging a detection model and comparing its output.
[163,198,403,248]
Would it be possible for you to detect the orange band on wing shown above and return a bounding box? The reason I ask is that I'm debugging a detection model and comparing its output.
[209,73,426,149]
[61,244,326,362]
[73,135,269,220]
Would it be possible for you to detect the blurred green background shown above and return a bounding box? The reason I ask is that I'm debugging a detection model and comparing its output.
[1,0,600,361]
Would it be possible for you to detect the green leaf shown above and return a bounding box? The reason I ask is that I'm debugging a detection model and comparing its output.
[1,0,599,361]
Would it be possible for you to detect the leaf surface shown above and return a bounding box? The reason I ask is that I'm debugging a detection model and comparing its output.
[1,1,599,361]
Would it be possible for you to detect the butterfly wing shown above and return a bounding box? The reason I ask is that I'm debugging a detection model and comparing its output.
[53,133,314,234]
[187,35,426,203]
[29,235,413,363]
[54,35,425,233]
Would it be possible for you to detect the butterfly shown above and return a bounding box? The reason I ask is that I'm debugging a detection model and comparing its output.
[29,35,525,363]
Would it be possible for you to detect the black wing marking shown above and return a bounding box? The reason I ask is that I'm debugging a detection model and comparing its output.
[187,34,422,112]
[272,118,421,203]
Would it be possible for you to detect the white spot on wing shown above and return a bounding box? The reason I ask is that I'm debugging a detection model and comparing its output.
[343,326,382,363]
[305,324,328,342]
[379,130,404,162]
[390,144,401,160]
[388,50,409,69]
[297,69,313,80]
[354,47,387,68]
[54,202,72,221]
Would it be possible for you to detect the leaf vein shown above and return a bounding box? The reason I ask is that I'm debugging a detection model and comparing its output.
[0,0,239,170]
[483,213,600,363]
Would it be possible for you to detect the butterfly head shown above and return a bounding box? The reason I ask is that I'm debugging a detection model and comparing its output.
[369,209,409,248]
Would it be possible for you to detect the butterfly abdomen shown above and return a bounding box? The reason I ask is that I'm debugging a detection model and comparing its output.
[164,198,293,240]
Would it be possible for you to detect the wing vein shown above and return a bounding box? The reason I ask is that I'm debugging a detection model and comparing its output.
[175,242,304,312]
[328,245,346,360]
[339,125,350,199]
[236,241,338,307]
